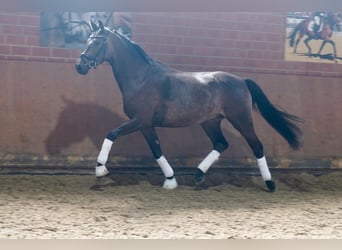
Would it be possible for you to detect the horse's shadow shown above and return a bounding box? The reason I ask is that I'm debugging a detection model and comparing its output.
[45,98,149,157]
[45,98,249,161]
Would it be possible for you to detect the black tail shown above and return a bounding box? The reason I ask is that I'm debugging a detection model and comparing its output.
[245,79,303,151]
[288,22,301,47]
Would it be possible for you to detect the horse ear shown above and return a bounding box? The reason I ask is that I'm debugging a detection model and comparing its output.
[89,20,98,32]
[98,20,105,31]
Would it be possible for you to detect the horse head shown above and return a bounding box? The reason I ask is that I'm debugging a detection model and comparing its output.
[75,20,111,75]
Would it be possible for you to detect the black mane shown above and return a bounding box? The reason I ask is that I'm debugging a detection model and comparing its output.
[112,29,154,64]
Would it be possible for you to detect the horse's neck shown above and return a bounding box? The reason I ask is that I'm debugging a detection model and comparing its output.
[110,64,147,99]
[108,43,151,98]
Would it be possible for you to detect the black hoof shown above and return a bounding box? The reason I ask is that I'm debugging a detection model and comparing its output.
[265,180,276,192]
[195,169,205,186]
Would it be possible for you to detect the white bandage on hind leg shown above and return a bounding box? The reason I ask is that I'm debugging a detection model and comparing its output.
[97,138,113,165]
[156,155,174,178]
[257,156,272,181]
[198,150,220,174]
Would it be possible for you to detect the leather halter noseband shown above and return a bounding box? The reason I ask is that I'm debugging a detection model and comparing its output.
[80,35,107,69]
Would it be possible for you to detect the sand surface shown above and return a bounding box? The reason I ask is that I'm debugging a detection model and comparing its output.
[0,172,341,239]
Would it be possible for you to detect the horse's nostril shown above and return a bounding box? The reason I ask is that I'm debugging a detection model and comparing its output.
[75,62,88,75]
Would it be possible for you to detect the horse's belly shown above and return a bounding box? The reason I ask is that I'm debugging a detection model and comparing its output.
[152,101,221,127]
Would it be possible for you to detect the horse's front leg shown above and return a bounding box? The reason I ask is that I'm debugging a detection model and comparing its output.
[96,118,142,177]
[293,33,304,54]
[141,127,178,189]
[304,37,313,56]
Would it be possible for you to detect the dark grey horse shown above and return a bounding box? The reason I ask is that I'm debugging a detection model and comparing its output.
[75,20,303,192]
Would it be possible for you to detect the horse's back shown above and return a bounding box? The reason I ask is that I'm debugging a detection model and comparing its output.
[136,68,247,126]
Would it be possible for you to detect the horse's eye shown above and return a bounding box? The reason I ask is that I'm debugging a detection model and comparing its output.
[93,40,100,46]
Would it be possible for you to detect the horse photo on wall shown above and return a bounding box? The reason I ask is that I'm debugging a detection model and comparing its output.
[285,11,342,63]
[40,12,132,48]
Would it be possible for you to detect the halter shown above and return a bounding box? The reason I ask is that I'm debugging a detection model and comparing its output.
[80,35,107,69]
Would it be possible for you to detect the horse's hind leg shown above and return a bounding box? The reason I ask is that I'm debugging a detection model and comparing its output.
[318,40,328,56]
[318,40,337,59]
[195,117,228,186]
[141,127,177,189]
[227,114,276,192]
[331,40,337,58]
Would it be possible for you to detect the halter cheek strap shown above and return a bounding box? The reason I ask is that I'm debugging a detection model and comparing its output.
[80,53,98,69]
[80,37,107,69]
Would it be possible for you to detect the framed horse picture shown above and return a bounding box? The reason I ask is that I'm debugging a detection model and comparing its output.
[40,12,132,48]
[285,11,342,63]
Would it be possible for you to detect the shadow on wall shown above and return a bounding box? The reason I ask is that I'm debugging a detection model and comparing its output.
[45,97,251,162]
[45,97,147,157]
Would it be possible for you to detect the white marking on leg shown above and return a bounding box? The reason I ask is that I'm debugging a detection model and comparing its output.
[97,138,113,165]
[95,138,113,177]
[156,155,174,178]
[163,178,178,190]
[156,155,177,189]
[198,150,220,174]
[257,156,272,181]
[95,165,109,177]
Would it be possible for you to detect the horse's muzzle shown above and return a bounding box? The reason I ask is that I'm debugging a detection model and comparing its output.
[75,58,89,75]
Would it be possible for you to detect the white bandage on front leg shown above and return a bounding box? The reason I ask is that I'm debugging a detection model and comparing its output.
[198,150,220,174]
[96,138,113,177]
[156,155,177,189]
[163,178,178,190]
[97,138,113,165]
[156,155,174,178]
[257,156,272,181]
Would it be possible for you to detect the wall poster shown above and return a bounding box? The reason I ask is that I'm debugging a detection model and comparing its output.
[40,12,132,49]
[285,12,342,63]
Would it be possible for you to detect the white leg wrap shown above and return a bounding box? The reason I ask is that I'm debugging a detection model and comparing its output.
[95,138,112,177]
[198,150,220,174]
[163,178,178,190]
[257,156,272,181]
[97,138,113,165]
[95,165,109,177]
[156,155,174,178]
[156,156,177,189]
